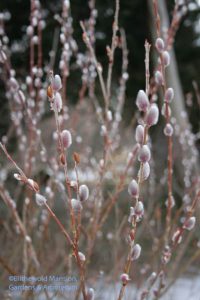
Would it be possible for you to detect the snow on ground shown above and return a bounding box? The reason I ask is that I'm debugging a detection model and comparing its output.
[95,276,200,300]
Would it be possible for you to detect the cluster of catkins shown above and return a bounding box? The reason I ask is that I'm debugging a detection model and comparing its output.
[26,0,44,37]
[35,74,94,299]
[0,12,10,63]
[155,38,174,138]
[120,88,159,284]
[57,0,78,76]
[154,38,196,256]
[36,74,90,207]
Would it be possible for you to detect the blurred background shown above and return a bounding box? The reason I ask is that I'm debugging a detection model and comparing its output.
[0,1,200,299]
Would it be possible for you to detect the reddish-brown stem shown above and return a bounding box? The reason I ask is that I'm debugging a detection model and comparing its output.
[37,19,42,69]
[0,256,17,275]
[152,0,173,244]
[80,21,108,114]
[29,0,35,94]
[106,0,120,102]
[117,41,151,300]
[44,202,74,247]
[145,190,200,299]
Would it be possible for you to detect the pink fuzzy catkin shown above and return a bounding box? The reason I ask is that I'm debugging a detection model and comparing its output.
[128,179,139,197]
[136,90,149,112]
[155,70,163,86]
[135,201,144,216]
[146,104,159,127]
[164,123,173,136]
[71,199,82,214]
[138,162,150,181]
[86,288,95,300]
[165,87,174,103]
[135,125,144,144]
[79,184,89,201]
[155,37,165,53]
[52,74,62,91]
[138,145,151,163]
[35,193,47,206]
[162,51,170,67]
[131,244,141,260]
[183,217,196,230]
[61,130,72,148]
[55,92,63,112]
[120,273,130,284]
